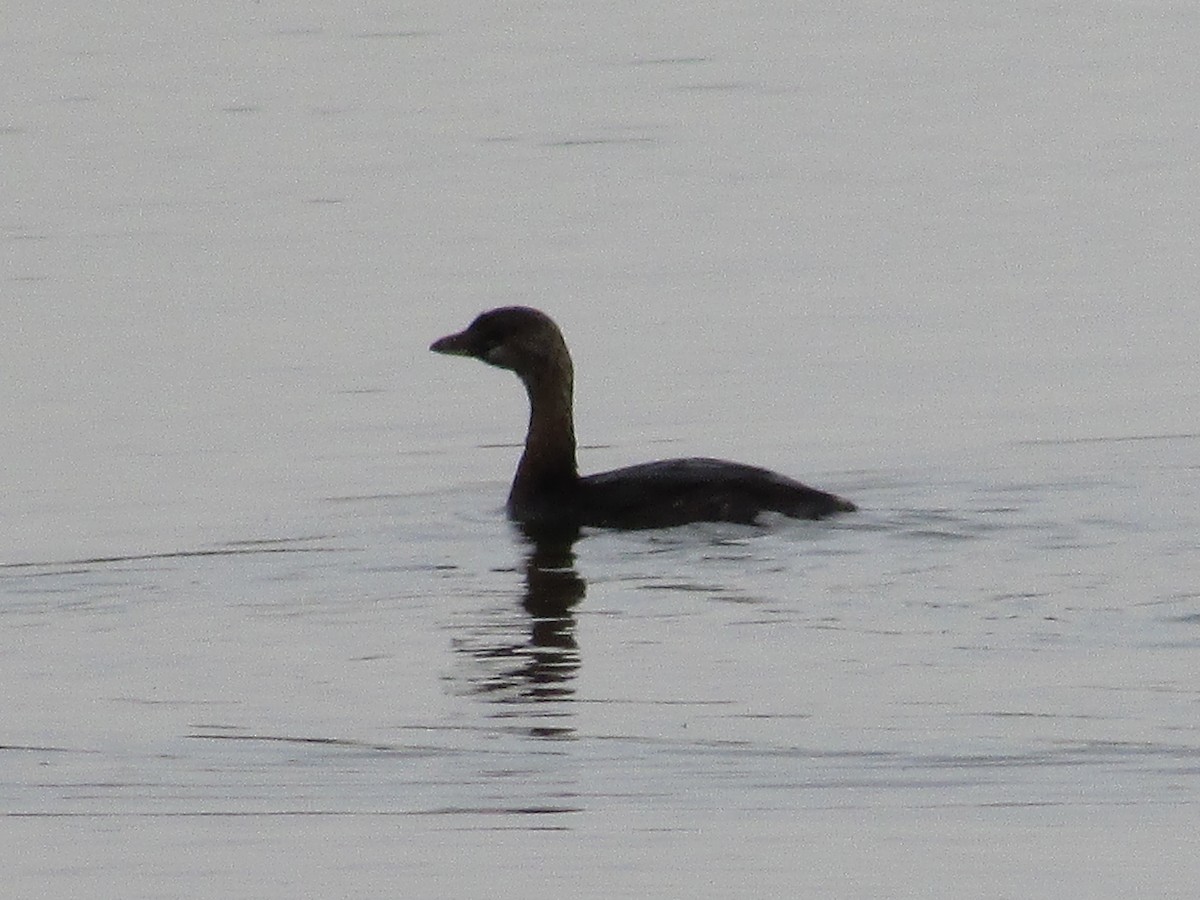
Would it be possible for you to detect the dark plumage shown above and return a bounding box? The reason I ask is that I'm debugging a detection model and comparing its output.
[430,307,855,530]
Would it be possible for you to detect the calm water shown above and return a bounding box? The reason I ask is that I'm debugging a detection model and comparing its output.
[6,2,1200,897]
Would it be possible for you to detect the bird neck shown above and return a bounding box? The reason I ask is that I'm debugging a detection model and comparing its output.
[513,356,579,497]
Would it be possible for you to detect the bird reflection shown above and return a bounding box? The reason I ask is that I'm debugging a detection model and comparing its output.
[454,524,585,717]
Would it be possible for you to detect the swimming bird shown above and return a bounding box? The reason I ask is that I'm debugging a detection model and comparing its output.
[431,307,855,530]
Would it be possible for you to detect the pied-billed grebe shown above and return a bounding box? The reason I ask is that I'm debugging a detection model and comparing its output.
[431,307,856,530]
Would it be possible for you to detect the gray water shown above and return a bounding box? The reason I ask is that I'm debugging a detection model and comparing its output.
[5,2,1200,897]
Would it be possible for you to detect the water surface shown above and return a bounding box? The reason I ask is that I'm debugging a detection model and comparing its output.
[5,1,1200,897]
